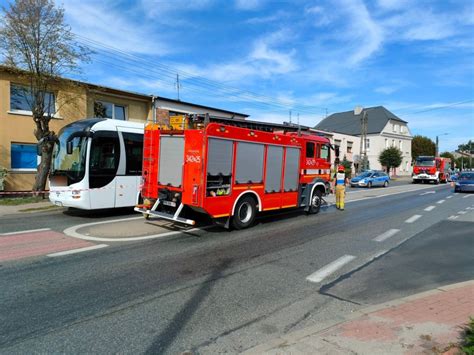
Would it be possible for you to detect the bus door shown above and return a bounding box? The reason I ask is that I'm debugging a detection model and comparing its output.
[115,127,144,208]
[88,131,121,209]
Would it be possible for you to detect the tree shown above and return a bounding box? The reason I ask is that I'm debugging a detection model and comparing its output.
[412,135,435,160]
[0,0,90,191]
[379,147,403,175]
[340,155,353,178]
[440,151,455,161]
[458,140,473,154]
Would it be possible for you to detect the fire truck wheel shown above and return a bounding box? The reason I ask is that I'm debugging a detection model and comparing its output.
[232,196,257,229]
[308,189,322,214]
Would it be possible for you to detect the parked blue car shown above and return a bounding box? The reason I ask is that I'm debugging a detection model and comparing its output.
[454,172,474,192]
[350,171,390,188]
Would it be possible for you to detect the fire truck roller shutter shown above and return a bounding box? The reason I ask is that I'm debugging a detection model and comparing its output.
[284,148,300,192]
[265,146,283,193]
[235,142,264,184]
[159,136,185,187]
[207,138,233,176]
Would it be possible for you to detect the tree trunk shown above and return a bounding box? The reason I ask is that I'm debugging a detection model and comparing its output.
[33,140,54,193]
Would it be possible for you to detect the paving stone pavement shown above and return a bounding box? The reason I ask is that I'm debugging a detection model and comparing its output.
[244,281,474,355]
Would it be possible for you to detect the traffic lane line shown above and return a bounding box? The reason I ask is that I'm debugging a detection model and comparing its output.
[373,229,400,242]
[0,230,94,262]
[47,244,108,257]
[419,191,436,196]
[1,228,51,236]
[447,196,453,199]
[424,206,436,211]
[448,215,459,220]
[458,211,467,215]
[306,255,356,283]
[405,215,422,223]
[437,199,445,204]
[463,194,473,198]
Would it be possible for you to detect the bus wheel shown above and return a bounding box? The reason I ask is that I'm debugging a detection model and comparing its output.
[308,189,322,215]
[232,195,256,230]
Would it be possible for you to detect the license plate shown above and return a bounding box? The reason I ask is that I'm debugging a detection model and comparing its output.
[162,200,176,207]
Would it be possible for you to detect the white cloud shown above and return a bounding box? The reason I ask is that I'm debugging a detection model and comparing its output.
[62,0,170,56]
[235,0,264,10]
[339,0,384,66]
[245,10,287,24]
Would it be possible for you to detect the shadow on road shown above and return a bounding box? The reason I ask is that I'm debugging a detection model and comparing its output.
[144,258,232,354]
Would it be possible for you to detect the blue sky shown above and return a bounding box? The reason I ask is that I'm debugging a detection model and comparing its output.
[2,0,474,151]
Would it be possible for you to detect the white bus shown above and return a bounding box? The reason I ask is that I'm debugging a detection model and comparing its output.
[49,118,144,209]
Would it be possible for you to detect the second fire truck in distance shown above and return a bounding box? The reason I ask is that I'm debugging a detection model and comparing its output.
[135,115,332,229]
[412,156,451,184]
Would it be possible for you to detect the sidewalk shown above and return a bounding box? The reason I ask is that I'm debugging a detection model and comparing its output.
[244,281,474,355]
[0,201,58,217]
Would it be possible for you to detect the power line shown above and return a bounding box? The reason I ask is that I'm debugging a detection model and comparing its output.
[409,99,474,114]
[74,34,328,115]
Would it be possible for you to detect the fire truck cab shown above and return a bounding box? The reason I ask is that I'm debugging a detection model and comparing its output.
[412,156,451,184]
[135,116,332,229]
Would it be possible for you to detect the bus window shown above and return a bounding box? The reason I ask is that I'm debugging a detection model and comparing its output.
[89,131,120,188]
[123,132,143,175]
[320,144,330,161]
[306,142,315,158]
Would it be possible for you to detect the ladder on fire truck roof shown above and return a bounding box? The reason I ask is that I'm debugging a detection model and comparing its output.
[190,113,314,134]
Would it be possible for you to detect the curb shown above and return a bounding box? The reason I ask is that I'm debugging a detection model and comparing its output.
[242,280,474,354]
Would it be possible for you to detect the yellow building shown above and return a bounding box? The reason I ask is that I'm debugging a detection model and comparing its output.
[0,65,247,192]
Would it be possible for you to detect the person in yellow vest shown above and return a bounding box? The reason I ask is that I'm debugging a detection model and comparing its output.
[335,165,347,210]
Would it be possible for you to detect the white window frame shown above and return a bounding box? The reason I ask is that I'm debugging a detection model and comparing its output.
[10,142,40,172]
[9,83,59,118]
[95,100,128,120]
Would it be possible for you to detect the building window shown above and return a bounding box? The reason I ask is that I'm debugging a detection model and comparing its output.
[347,141,353,153]
[392,139,395,146]
[94,101,127,120]
[385,139,388,148]
[11,143,38,170]
[10,84,55,115]
[399,140,403,150]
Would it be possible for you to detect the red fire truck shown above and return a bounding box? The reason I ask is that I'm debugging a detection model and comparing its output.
[135,116,332,229]
[412,156,451,184]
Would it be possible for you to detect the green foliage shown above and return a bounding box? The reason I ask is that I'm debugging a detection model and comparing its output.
[458,140,473,153]
[379,147,403,174]
[0,196,44,205]
[341,155,352,178]
[440,151,455,161]
[461,317,474,354]
[0,166,7,191]
[412,135,435,159]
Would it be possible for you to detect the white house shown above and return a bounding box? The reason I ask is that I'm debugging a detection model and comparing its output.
[315,106,413,176]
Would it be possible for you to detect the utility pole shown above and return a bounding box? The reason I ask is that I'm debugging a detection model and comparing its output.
[175,73,182,101]
[289,110,292,124]
[355,106,368,172]
[297,113,301,136]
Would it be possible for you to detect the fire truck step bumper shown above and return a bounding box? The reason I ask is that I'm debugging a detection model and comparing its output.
[134,207,196,226]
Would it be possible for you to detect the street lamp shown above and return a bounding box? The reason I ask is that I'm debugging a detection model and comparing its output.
[435,133,449,156]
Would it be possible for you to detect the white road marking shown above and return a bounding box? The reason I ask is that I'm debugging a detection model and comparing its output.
[47,244,108,257]
[424,206,436,212]
[448,215,459,220]
[373,229,400,242]
[63,216,210,242]
[458,211,467,215]
[419,191,436,196]
[436,199,445,204]
[306,255,356,283]
[405,214,422,223]
[447,196,453,199]
[463,195,472,198]
[0,228,51,236]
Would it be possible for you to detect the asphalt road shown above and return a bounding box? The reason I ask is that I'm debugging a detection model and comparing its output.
[0,184,472,354]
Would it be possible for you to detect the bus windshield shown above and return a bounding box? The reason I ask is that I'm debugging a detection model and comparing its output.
[415,158,435,167]
[51,126,88,184]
